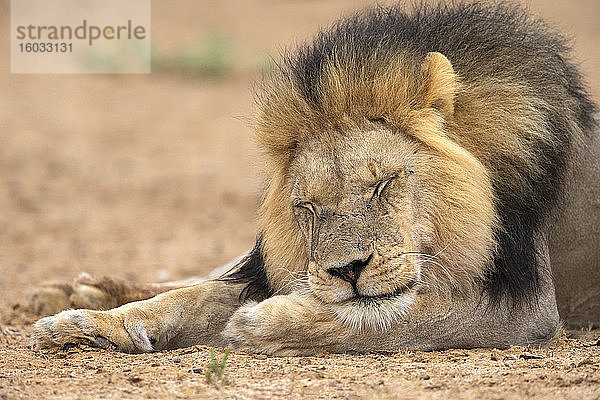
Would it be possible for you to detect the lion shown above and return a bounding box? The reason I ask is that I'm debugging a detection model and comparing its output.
[29,3,599,355]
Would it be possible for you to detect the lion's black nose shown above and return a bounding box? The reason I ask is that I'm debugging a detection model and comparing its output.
[327,255,372,285]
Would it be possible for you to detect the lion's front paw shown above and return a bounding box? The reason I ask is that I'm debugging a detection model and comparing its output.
[30,310,120,351]
[223,296,329,356]
[30,307,159,353]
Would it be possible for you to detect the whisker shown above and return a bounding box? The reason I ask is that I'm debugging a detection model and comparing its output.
[391,244,460,293]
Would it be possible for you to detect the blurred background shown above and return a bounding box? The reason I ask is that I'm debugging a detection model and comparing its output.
[0,0,598,308]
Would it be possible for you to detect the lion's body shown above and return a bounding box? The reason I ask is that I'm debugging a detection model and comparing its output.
[30,3,598,354]
[550,124,600,328]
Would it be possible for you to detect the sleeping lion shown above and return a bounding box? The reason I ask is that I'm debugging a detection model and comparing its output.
[30,3,599,355]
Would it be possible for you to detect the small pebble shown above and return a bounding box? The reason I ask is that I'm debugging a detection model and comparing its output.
[122,367,132,372]
[419,374,430,380]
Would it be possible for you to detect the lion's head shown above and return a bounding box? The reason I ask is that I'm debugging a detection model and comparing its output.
[255,51,497,330]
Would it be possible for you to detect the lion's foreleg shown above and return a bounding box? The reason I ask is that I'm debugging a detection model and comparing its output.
[30,280,245,352]
[222,286,560,355]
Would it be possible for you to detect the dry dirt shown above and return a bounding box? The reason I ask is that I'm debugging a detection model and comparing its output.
[1,1,599,399]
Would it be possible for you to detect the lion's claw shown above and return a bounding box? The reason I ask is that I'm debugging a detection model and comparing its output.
[92,335,118,350]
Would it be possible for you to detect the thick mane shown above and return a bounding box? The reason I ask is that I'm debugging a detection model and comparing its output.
[230,2,597,306]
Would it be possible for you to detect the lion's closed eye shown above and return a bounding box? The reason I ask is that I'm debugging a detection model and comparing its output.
[372,178,394,200]
[293,201,317,237]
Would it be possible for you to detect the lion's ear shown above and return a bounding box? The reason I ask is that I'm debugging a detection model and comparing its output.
[420,52,458,120]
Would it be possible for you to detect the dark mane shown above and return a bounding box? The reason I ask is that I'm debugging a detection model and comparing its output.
[218,236,273,302]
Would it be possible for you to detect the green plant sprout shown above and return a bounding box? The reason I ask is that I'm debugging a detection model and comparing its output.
[204,347,230,386]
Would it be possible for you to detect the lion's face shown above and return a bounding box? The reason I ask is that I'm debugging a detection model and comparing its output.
[266,110,497,330]
[287,125,439,329]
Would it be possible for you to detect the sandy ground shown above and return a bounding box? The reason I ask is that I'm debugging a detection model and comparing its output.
[1,1,599,399]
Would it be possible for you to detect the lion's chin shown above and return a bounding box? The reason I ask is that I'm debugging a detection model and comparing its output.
[327,291,416,332]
